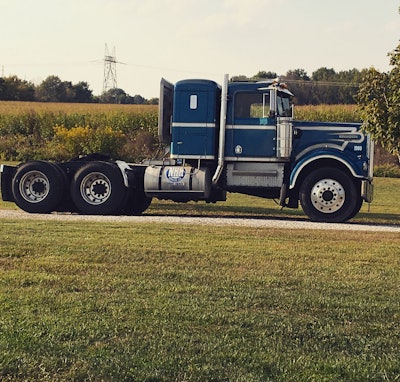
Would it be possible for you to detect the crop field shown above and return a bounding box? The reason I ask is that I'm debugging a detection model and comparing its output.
[0,101,363,163]
[0,102,159,162]
[0,101,157,115]
[0,100,358,121]
[1,101,398,167]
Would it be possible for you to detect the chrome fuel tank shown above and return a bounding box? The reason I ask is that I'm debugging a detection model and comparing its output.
[144,165,211,201]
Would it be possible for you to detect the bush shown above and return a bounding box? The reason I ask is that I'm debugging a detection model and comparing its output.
[120,130,158,161]
[0,134,47,161]
[374,164,400,178]
[53,125,126,160]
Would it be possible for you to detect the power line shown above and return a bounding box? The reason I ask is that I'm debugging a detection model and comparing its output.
[282,79,361,88]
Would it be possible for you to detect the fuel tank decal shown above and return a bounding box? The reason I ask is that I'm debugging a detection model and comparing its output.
[166,167,186,183]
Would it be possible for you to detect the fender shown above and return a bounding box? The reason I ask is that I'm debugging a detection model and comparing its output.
[289,150,365,190]
[115,160,131,188]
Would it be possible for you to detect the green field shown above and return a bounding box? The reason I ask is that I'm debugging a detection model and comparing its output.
[0,177,399,381]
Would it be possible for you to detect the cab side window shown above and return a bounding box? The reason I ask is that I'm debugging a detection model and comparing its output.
[234,93,270,119]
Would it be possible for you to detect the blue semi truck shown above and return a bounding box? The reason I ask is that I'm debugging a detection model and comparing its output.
[0,75,374,222]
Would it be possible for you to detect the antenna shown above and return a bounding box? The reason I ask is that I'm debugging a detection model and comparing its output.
[102,44,118,93]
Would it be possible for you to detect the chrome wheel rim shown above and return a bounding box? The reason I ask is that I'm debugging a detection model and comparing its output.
[310,178,345,214]
[80,172,111,205]
[19,171,50,203]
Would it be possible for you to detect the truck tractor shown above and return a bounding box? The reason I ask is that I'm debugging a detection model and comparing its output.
[0,74,374,223]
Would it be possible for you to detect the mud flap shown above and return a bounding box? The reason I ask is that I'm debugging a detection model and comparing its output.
[0,164,16,202]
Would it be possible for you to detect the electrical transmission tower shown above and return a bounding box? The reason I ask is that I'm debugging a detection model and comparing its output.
[102,44,118,93]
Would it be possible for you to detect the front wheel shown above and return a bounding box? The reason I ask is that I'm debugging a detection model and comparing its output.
[70,161,127,215]
[299,167,360,223]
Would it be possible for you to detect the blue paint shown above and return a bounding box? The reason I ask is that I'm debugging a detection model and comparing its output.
[168,78,370,190]
[171,80,220,158]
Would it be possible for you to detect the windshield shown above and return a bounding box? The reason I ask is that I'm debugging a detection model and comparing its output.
[276,92,293,117]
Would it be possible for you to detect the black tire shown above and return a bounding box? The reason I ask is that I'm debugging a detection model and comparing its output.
[11,161,66,213]
[122,189,152,215]
[70,161,127,215]
[53,164,76,212]
[299,167,359,223]
[349,195,363,220]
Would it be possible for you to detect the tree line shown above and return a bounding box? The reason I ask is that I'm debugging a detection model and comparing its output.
[232,67,368,105]
[0,75,158,104]
[2,67,368,105]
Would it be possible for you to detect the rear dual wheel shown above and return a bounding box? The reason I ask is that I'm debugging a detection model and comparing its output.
[70,162,153,215]
[70,161,127,215]
[11,160,150,216]
[11,161,66,213]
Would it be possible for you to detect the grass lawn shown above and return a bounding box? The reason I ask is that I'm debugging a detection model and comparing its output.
[0,224,399,380]
[0,176,399,381]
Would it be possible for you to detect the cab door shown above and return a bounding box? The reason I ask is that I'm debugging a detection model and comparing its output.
[228,92,277,159]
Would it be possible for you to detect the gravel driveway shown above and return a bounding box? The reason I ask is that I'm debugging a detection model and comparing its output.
[1,209,399,233]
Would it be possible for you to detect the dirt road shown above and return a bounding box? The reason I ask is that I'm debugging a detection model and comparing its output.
[1,209,399,233]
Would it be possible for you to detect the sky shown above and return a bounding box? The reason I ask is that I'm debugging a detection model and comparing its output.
[1,0,400,99]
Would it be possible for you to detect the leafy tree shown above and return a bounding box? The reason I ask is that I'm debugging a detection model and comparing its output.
[132,94,146,104]
[101,88,121,103]
[70,81,93,103]
[357,45,400,162]
[35,76,93,103]
[147,97,159,105]
[251,71,278,80]
[282,69,312,105]
[35,75,68,102]
[0,78,5,99]
[232,68,363,105]
[286,69,310,81]
[312,67,336,82]
[312,68,363,104]
[0,75,35,101]
[100,89,150,104]
[310,67,339,104]
[335,68,367,104]
[230,75,249,82]
[101,88,134,104]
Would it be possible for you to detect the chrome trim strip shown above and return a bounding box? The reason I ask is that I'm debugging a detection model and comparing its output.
[226,124,276,131]
[224,156,287,163]
[172,122,216,128]
[170,154,215,160]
